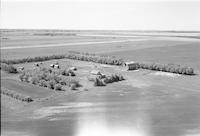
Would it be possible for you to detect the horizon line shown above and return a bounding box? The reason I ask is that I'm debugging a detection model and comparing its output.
[1,28,200,33]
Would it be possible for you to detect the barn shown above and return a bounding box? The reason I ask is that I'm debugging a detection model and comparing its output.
[124,61,139,70]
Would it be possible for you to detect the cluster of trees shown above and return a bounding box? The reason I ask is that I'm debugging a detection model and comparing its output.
[65,53,124,65]
[1,55,66,65]
[1,63,18,73]
[19,67,80,91]
[138,63,194,75]
[60,69,76,76]
[93,74,125,86]
[1,87,33,102]
[103,74,125,84]
[1,52,124,66]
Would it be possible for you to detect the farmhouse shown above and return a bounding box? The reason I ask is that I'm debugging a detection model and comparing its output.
[124,61,139,70]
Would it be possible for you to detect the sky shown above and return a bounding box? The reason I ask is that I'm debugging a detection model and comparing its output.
[1,0,200,30]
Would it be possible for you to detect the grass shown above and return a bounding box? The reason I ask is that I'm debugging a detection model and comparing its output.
[1,79,54,98]
[1,87,33,102]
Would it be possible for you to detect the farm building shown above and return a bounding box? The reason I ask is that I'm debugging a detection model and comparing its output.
[50,64,54,68]
[54,64,60,69]
[124,61,139,70]
[91,70,101,75]
[50,64,60,69]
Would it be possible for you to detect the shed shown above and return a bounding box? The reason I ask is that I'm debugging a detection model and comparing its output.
[124,61,139,70]
[50,64,54,68]
[91,70,101,75]
[54,64,60,69]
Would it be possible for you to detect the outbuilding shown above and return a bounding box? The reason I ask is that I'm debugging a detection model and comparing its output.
[50,64,54,68]
[124,61,139,70]
[54,64,60,69]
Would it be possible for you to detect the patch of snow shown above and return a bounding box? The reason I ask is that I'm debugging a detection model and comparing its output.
[60,102,94,107]
[32,102,99,119]
[151,71,180,77]
[100,64,114,68]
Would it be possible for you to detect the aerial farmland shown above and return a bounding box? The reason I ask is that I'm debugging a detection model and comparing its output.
[1,29,200,136]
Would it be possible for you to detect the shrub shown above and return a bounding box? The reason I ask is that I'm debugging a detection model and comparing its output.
[19,73,30,82]
[186,67,194,75]
[24,74,30,82]
[38,79,46,87]
[1,63,18,73]
[61,69,76,76]
[59,78,67,85]
[19,72,25,81]
[30,77,39,85]
[1,52,124,66]
[138,63,195,75]
[94,77,106,86]
[69,71,76,76]
[55,83,63,91]
[70,84,77,90]
[24,97,33,102]
[102,74,125,84]
[103,76,112,84]
[47,80,56,89]
[69,79,80,88]
[61,69,67,75]
[118,74,125,81]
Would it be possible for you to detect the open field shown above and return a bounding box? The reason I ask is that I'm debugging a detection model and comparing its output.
[1,29,200,136]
